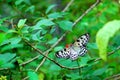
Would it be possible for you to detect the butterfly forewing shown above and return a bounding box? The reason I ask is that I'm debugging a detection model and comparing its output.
[74,33,89,47]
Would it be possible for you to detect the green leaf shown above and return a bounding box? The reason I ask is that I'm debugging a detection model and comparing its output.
[0,53,16,63]
[0,53,16,68]
[93,67,107,76]
[96,20,120,61]
[45,4,56,14]
[54,46,64,51]
[34,19,55,29]
[31,30,41,41]
[57,20,73,31]
[0,33,6,43]
[15,0,24,5]
[21,26,29,33]
[1,44,23,52]
[87,43,98,49]
[47,37,58,45]
[25,5,35,13]
[0,26,8,32]
[66,73,80,80]
[28,71,38,80]
[48,12,65,19]
[0,37,22,46]
[0,37,22,52]
[17,19,27,29]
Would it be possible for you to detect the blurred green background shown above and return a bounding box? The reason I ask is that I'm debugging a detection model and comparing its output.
[0,0,120,80]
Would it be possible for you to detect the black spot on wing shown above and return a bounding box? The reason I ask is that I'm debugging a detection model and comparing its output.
[64,48,66,51]
[77,39,80,42]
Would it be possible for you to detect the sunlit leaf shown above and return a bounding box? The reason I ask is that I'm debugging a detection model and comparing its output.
[96,20,120,61]
[17,19,27,29]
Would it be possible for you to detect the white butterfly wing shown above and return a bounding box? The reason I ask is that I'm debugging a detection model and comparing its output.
[55,33,90,60]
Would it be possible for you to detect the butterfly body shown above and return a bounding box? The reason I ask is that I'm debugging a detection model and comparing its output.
[55,33,89,60]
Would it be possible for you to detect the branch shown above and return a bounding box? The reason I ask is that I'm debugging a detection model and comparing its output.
[22,37,120,70]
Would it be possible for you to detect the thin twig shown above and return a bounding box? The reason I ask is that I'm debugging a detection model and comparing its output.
[73,0,101,27]
[94,46,120,62]
[62,0,74,12]
[22,76,29,80]
[105,73,120,80]
[35,57,46,72]
[20,55,40,66]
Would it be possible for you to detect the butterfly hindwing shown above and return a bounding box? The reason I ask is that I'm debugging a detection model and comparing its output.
[78,47,87,56]
[55,48,70,59]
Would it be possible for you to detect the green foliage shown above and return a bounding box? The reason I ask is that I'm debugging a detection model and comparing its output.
[57,20,73,31]
[96,20,120,61]
[0,0,120,80]
[28,71,38,80]
[48,12,67,19]
[0,53,16,68]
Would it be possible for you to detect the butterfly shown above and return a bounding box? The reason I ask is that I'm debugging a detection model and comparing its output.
[55,33,90,60]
